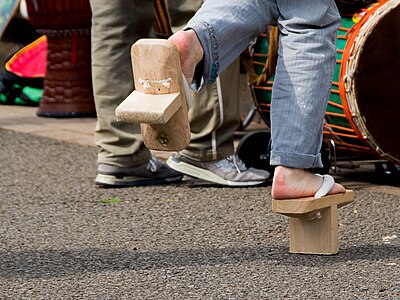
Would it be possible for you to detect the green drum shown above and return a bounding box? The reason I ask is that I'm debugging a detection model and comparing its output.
[251,0,400,164]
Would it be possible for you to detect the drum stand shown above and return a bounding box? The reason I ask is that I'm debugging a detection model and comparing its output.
[115,39,190,151]
[272,191,354,255]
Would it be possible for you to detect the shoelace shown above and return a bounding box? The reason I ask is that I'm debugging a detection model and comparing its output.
[215,154,247,173]
[146,156,160,173]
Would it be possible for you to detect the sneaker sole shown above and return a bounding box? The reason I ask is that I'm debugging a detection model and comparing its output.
[166,157,265,187]
[95,174,182,187]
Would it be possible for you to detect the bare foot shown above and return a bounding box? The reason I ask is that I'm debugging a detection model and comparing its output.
[168,30,204,84]
[271,166,346,199]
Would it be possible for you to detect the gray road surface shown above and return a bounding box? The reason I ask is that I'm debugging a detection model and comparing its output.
[0,129,399,299]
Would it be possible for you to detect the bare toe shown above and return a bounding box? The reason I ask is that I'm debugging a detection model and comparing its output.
[329,183,346,195]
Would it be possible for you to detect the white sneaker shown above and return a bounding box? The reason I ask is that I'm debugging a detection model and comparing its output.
[96,156,183,187]
[166,153,270,186]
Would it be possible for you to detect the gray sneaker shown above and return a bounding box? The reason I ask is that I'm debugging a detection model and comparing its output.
[95,156,183,187]
[166,153,270,186]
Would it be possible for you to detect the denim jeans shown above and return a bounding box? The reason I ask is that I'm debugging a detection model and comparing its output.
[186,0,341,168]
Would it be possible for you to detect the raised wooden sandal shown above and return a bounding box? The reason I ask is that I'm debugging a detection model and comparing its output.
[115,39,190,151]
[272,175,354,255]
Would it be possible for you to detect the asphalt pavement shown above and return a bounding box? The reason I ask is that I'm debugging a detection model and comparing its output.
[0,122,399,299]
[1,5,399,299]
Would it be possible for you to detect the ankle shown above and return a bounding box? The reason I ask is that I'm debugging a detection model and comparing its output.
[168,30,204,83]
[273,166,300,182]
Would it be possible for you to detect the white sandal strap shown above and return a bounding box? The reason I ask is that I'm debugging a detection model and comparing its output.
[314,174,335,198]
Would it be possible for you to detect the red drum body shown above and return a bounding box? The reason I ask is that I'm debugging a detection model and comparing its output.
[25,0,91,30]
[25,0,95,117]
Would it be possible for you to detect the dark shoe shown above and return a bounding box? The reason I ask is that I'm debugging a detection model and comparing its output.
[166,153,270,186]
[96,156,183,187]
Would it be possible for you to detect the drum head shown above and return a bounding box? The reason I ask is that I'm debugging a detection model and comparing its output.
[355,4,400,163]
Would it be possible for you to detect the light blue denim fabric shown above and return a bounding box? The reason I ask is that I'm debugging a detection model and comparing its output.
[186,0,341,169]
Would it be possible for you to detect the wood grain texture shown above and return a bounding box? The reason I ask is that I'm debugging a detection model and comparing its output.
[115,91,181,124]
[115,39,190,151]
[272,190,354,255]
[288,205,339,254]
[272,190,354,216]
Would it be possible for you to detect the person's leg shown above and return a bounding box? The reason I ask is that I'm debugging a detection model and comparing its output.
[168,0,240,160]
[167,1,270,186]
[183,58,241,161]
[167,58,270,186]
[270,0,345,198]
[168,0,346,197]
[176,0,278,87]
[90,0,182,187]
[168,1,276,186]
[91,0,153,166]
[270,0,341,169]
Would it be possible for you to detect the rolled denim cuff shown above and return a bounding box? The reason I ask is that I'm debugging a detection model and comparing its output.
[183,22,219,90]
[270,150,323,169]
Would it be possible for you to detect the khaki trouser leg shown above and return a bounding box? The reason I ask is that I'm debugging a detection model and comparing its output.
[182,58,241,161]
[90,0,154,167]
[167,1,242,161]
[167,0,240,161]
[92,0,242,165]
